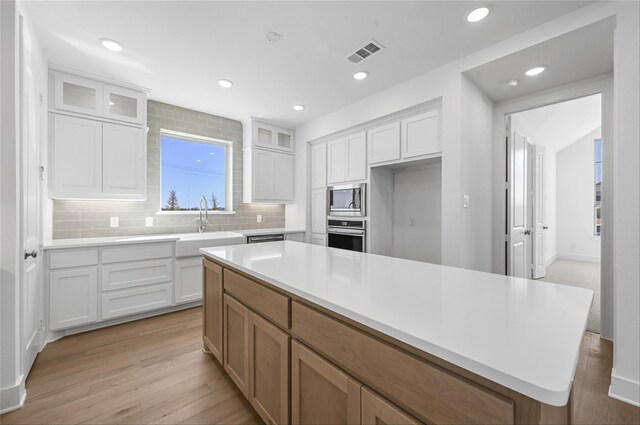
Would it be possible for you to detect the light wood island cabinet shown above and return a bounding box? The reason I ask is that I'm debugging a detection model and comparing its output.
[202,256,573,425]
[202,259,223,362]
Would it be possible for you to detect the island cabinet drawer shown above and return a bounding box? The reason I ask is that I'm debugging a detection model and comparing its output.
[223,269,290,329]
[102,243,173,264]
[101,259,173,292]
[291,301,515,425]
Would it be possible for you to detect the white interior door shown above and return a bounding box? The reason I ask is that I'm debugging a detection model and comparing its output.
[507,119,531,278]
[21,20,44,377]
[532,145,547,279]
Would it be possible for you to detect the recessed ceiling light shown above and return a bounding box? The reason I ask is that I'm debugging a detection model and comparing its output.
[100,38,123,52]
[503,79,519,88]
[465,6,491,23]
[266,32,283,42]
[218,79,233,88]
[353,71,368,80]
[525,66,548,77]
[293,104,305,111]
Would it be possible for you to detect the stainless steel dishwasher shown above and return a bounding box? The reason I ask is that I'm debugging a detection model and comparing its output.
[246,234,285,244]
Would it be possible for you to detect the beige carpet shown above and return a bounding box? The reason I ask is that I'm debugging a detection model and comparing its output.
[539,259,601,334]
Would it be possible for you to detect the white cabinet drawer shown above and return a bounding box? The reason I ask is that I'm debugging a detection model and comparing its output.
[102,243,173,264]
[49,249,98,269]
[102,259,173,292]
[50,267,98,330]
[101,283,173,320]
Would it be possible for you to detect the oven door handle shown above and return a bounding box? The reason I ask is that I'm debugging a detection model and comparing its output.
[327,228,365,235]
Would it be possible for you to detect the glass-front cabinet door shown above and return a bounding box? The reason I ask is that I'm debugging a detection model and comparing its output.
[102,84,145,125]
[276,128,294,152]
[53,72,103,116]
[253,121,275,149]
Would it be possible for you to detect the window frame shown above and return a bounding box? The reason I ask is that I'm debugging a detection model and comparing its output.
[158,128,234,215]
[594,138,602,237]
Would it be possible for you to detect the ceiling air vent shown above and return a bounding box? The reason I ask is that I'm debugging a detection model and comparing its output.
[345,39,385,64]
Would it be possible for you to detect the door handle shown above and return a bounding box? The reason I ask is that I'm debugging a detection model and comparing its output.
[24,250,38,259]
[543,226,549,230]
[523,229,532,236]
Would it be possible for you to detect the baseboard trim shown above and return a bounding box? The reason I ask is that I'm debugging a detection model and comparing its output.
[556,252,601,263]
[544,254,558,268]
[0,378,26,414]
[609,369,640,407]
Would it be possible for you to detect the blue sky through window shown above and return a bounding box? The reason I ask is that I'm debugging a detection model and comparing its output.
[161,135,227,210]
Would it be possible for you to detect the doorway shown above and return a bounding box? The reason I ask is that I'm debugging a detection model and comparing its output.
[506,93,603,333]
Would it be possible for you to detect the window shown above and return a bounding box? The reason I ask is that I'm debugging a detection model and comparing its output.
[594,138,602,236]
[160,130,233,212]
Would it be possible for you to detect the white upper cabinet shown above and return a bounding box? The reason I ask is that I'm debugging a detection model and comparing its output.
[53,72,103,116]
[311,143,327,189]
[401,110,441,158]
[311,188,327,234]
[327,132,366,184]
[49,69,148,200]
[327,138,347,184]
[102,84,146,125]
[244,119,296,203]
[50,114,103,198]
[345,132,367,181]
[102,123,146,196]
[245,148,294,203]
[368,122,400,165]
[251,120,294,153]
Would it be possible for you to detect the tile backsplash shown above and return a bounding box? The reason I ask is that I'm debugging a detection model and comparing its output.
[52,101,285,239]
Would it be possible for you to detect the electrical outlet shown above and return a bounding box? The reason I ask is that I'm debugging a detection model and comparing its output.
[145,217,154,227]
[257,214,262,223]
[110,217,119,228]
[463,195,470,208]
[409,217,416,226]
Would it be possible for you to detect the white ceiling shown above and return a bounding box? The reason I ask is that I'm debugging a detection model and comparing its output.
[23,1,592,127]
[511,93,601,152]
[464,18,614,103]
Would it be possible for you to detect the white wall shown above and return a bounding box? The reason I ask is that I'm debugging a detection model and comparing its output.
[611,0,640,407]
[392,163,442,263]
[460,76,494,272]
[556,127,601,262]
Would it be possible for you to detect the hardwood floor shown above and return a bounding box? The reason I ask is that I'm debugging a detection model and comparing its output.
[1,307,638,425]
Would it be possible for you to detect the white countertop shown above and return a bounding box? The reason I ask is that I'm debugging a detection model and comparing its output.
[43,228,306,249]
[201,241,593,407]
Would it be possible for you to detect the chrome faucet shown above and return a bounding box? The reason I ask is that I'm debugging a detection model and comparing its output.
[199,195,208,233]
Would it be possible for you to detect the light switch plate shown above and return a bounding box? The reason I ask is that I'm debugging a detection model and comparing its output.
[145,217,154,227]
[110,217,119,228]
[257,214,262,223]
[463,195,470,208]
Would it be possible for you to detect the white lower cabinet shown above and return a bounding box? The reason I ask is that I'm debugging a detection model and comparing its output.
[101,258,173,292]
[312,189,327,234]
[175,257,203,304]
[50,267,98,330]
[101,283,173,320]
[285,232,305,242]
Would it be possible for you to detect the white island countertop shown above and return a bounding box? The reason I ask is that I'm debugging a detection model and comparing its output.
[201,241,593,407]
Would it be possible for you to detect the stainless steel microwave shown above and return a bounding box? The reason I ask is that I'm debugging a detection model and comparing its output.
[327,183,366,216]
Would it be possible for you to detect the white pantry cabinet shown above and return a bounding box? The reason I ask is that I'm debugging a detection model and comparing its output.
[311,142,327,189]
[244,147,294,203]
[311,234,327,246]
[368,122,400,165]
[311,189,327,234]
[327,132,366,184]
[401,110,441,158]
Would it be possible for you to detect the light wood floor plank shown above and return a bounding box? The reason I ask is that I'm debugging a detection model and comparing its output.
[1,307,637,425]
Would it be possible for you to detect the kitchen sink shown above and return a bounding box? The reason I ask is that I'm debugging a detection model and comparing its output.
[174,231,245,257]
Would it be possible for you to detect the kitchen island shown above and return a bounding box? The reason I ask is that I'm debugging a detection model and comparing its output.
[200,241,592,425]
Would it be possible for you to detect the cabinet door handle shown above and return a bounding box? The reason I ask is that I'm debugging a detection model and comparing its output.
[543,226,549,230]
[24,250,38,260]
[523,229,532,236]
